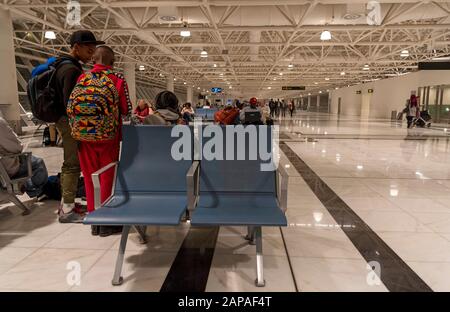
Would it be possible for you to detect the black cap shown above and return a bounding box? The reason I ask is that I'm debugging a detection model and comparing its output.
[69,30,105,47]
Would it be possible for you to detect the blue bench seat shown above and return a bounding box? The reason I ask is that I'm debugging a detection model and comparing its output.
[84,192,187,226]
[192,193,287,227]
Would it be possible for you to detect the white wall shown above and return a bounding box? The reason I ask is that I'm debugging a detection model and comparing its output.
[330,70,450,119]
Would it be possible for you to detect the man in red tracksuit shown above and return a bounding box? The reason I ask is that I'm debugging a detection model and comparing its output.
[76,46,131,237]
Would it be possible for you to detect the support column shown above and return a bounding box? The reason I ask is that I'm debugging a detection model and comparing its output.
[307,96,311,111]
[0,8,21,134]
[167,74,174,93]
[317,95,321,112]
[187,86,193,104]
[123,63,136,108]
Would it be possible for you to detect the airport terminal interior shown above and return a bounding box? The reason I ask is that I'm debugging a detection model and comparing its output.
[1,0,450,293]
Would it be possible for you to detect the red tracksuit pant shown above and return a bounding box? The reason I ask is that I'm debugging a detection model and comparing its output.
[78,139,120,212]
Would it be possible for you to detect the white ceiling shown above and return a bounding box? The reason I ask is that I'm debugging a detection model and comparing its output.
[5,0,450,98]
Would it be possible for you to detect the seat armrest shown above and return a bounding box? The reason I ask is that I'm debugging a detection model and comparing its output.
[186,160,200,212]
[0,161,12,189]
[0,152,32,186]
[92,162,119,210]
[276,164,289,213]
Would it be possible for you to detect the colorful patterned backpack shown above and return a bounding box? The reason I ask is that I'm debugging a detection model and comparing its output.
[67,70,119,141]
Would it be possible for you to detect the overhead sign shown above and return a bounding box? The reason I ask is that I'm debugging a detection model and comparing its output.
[211,87,223,93]
[368,89,374,93]
[282,86,306,91]
[356,90,362,94]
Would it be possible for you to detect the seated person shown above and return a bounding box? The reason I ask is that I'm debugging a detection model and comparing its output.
[0,117,48,198]
[181,102,195,124]
[260,102,273,126]
[133,99,152,123]
[239,97,263,125]
[143,91,185,125]
[214,103,240,125]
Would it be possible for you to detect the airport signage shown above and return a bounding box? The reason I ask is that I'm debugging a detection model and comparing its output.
[211,87,223,93]
[282,86,306,91]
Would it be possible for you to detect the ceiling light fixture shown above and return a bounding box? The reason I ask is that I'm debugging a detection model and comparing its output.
[139,65,145,71]
[45,31,56,40]
[320,30,332,41]
[180,23,191,37]
[340,71,346,76]
[200,50,208,58]
[288,64,294,68]
[400,50,409,57]
[325,77,330,81]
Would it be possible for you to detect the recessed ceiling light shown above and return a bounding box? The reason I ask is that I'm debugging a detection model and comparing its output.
[319,91,322,94]
[213,63,217,67]
[268,87,272,89]
[180,24,191,37]
[183,82,187,85]
[340,71,346,76]
[288,64,294,68]
[197,87,200,90]
[279,73,283,76]
[44,31,56,40]
[325,78,330,81]
[174,78,177,81]
[314,82,318,85]
[320,30,331,41]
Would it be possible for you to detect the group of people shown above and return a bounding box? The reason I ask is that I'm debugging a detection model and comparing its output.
[269,99,296,118]
[214,97,273,125]
[2,29,297,238]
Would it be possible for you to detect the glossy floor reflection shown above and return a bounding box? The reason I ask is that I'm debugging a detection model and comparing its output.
[1,112,449,291]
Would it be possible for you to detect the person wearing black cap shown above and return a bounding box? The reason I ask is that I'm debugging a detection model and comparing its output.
[56,30,105,223]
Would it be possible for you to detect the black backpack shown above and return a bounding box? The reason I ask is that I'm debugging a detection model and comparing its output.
[27,58,74,122]
[244,111,263,125]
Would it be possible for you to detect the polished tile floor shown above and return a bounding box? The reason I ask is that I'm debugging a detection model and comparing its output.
[1,112,449,292]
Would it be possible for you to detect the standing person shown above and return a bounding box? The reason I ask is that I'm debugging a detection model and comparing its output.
[67,45,132,236]
[288,100,295,118]
[269,99,275,118]
[281,100,287,117]
[55,30,104,223]
[406,97,419,129]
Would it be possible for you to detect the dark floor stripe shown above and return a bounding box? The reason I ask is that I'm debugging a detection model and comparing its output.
[280,142,433,292]
[160,226,219,292]
[279,227,299,292]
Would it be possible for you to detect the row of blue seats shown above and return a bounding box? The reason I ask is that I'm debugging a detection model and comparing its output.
[194,108,218,121]
[84,125,289,287]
